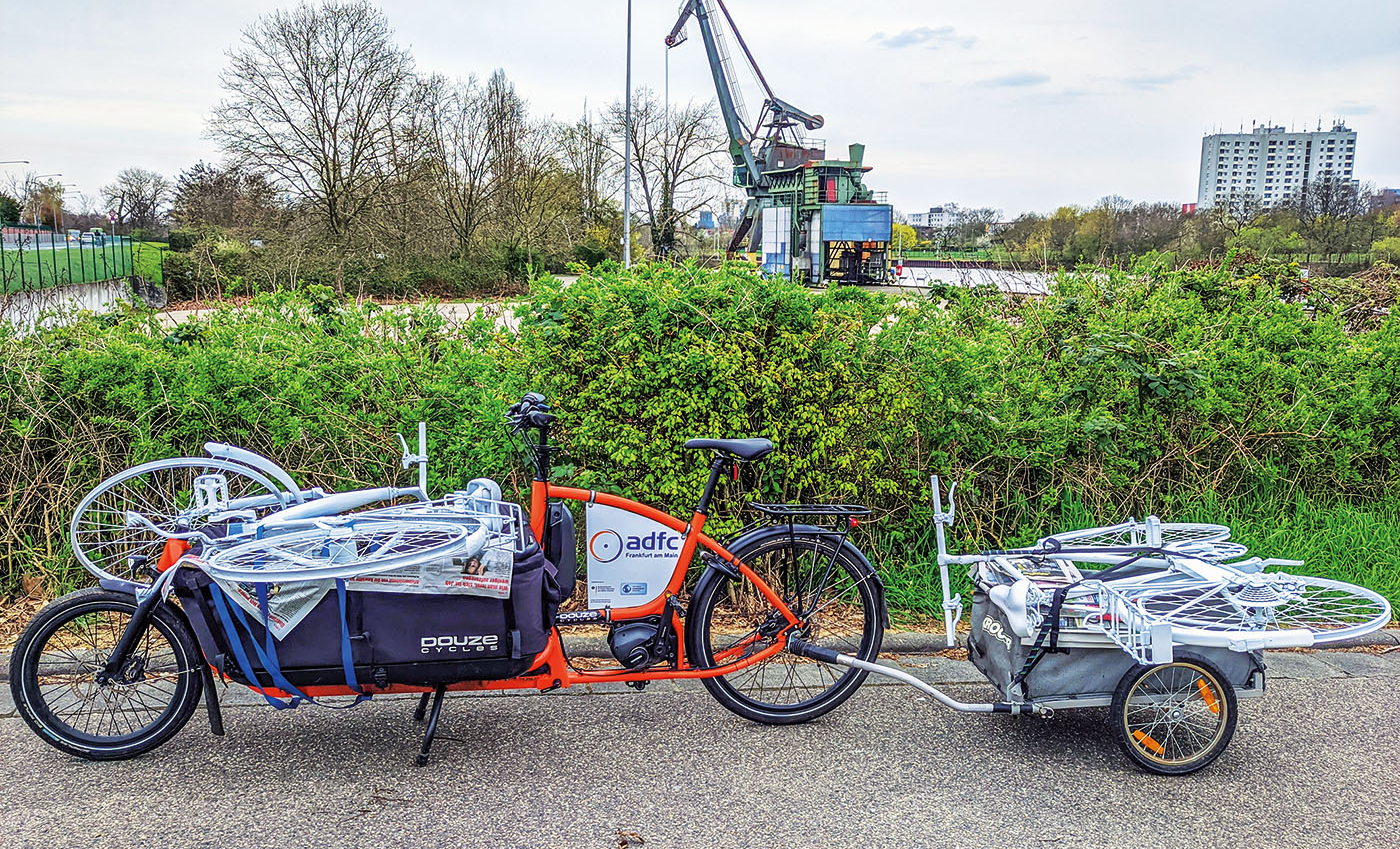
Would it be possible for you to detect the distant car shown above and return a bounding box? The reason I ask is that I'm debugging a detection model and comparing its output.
[66,229,82,242]
[81,230,106,246]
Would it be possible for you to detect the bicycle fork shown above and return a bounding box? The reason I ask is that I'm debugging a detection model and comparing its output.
[97,575,226,736]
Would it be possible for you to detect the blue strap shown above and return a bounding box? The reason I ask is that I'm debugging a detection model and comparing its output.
[252,583,312,707]
[208,584,299,710]
[210,580,371,709]
[334,579,363,694]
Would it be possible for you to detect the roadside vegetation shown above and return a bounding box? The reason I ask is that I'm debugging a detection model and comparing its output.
[2,256,1397,620]
[899,188,1400,274]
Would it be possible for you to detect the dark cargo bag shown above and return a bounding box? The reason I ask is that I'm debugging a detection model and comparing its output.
[174,541,560,692]
[545,502,578,603]
[968,586,1263,705]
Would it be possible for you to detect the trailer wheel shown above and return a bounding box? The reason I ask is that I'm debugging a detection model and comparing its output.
[1110,652,1237,775]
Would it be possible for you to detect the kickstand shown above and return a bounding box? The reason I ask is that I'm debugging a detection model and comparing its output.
[415,685,447,767]
[413,690,431,723]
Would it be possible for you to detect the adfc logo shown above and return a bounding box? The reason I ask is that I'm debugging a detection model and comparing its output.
[589,529,623,563]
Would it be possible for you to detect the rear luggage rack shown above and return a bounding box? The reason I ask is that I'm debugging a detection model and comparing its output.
[747,503,871,519]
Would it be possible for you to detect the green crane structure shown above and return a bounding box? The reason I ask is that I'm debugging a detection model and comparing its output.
[665,0,892,284]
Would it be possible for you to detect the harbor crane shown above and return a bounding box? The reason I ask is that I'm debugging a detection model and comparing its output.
[666,0,892,284]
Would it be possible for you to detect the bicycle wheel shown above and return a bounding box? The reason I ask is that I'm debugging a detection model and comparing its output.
[9,589,204,760]
[1132,573,1392,645]
[687,530,884,725]
[1111,652,1237,775]
[1044,520,1232,549]
[71,458,289,582]
[204,520,480,581]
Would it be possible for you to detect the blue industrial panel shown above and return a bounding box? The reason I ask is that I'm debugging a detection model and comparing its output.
[821,204,891,241]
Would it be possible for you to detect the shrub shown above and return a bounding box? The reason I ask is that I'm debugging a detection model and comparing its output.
[2,258,1398,612]
[168,230,199,252]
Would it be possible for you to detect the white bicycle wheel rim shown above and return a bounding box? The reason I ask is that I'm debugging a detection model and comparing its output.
[1132,574,1392,645]
[203,520,476,582]
[1044,521,1232,549]
[70,458,289,583]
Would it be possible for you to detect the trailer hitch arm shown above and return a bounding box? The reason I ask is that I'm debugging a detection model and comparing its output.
[786,637,1049,717]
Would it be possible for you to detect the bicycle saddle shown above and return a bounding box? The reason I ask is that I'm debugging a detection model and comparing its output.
[682,438,774,462]
[988,578,1037,638]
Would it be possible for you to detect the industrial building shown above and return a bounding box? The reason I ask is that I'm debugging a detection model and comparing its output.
[1197,123,1357,208]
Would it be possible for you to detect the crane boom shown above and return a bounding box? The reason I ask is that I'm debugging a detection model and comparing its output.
[665,0,890,284]
[666,0,763,190]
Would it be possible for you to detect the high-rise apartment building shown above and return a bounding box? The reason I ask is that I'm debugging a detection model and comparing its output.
[907,206,952,228]
[1197,123,1356,208]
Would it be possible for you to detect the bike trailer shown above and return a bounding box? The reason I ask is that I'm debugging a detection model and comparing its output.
[173,540,561,692]
[966,582,1264,709]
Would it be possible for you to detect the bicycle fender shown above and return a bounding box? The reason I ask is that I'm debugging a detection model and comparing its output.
[97,576,145,596]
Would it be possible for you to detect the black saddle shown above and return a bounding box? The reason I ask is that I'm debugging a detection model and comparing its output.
[682,438,774,462]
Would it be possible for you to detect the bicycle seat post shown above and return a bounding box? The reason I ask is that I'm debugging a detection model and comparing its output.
[694,454,729,517]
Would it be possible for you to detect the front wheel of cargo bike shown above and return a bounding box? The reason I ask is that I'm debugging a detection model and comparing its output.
[10,589,204,760]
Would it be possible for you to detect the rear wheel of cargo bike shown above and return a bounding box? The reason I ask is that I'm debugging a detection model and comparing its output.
[1110,652,1238,775]
[10,589,204,760]
[687,531,884,725]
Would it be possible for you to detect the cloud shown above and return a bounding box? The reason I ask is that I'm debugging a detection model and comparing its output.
[1332,100,1376,115]
[1120,66,1201,90]
[977,71,1051,88]
[869,26,976,50]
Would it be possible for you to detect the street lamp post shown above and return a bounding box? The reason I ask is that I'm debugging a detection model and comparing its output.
[57,183,77,232]
[622,0,632,269]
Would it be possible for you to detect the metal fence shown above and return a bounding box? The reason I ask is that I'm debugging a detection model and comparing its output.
[0,226,137,295]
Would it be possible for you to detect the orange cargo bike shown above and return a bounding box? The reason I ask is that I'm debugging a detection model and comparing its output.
[8,393,886,764]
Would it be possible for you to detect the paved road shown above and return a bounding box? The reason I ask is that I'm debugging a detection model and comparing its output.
[2,650,1397,849]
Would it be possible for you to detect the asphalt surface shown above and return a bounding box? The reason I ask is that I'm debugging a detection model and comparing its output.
[2,649,1398,849]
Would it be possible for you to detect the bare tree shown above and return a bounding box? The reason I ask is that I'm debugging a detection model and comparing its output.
[101,168,172,232]
[557,108,615,229]
[421,74,499,255]
[1282,174,1371,261]
[208,0,417,237]
[607,89,725,259]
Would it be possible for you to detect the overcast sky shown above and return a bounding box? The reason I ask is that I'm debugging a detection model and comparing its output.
[2,0,1397,218]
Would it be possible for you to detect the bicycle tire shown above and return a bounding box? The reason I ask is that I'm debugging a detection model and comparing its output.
[71,457,289,583]
[687,529,884,725]
[10,589,204,760]
[1111,652,1238,775]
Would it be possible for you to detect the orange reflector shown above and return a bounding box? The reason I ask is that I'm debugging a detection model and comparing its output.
[1132,729,1166,756]
[1196,678,1220,715]
[156,538,191,572]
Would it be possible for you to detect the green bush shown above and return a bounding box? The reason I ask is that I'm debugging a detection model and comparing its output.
[168,230,199,252]
[2,258,1397,615]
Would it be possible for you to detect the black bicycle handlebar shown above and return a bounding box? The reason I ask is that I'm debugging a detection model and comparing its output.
[507,393,553,432]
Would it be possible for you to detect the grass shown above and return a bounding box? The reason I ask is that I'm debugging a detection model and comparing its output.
[875,489,1399,627]
[0,238,136,294]
[133,241,165,284]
